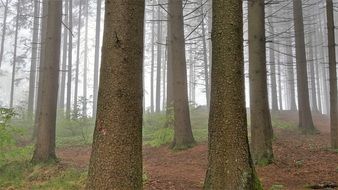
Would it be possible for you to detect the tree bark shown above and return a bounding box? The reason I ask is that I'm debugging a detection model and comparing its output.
[86,1,144,189]
[292,0,316,133]
[203,0,262,189]
[168,0,195,149]
[32,0,62,163]
[66,0,73,119]
[0,0,9,68]
[155,1,162,112]
[326,0,338,148]
[83,0,88,117]
[74,1,82,118]
[248,0,274,165]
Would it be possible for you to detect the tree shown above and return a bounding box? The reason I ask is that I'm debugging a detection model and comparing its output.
[168,0,195,149]
[248,0,274,165]
[86,1,144,189]
[66,0,73,119]
[326,0,338,148]
[0,0,9,68]
[203,0,262,189]
[32,0,62,162]
[292,0,316,133]
[155,0,162,113]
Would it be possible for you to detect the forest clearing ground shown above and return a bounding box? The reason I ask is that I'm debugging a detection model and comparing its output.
[57,111,338,190]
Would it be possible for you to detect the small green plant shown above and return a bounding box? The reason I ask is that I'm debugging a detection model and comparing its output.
[269,184,284,190]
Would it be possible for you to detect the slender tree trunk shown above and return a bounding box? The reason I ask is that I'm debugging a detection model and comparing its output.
[28,0,41,117]
[248,0,274,165]
[286,35,297,110]
[58,0,68,111]
[66,0,73,119]
[0,0,9,68]
[293,0,316,133]
[162,37,167,111]
[93,0,102,117]
[168,0,195,149]
[308,37,318,112]
[204,0,262,188]
[314,40,322,113]
[155,2,162,112]
[32,0,62,163]
[83,0,88,117]
[86,1,144,188]
[277,45,283,110]
[326,0,338,148]
[150,0,155,113]
[74,1,82,118]
[10,0,21,108]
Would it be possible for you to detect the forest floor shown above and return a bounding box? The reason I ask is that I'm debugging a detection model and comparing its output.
[56,111,338,190]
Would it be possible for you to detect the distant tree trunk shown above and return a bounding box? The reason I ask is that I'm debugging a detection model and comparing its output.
[162,37,167,111]
[28,0,41,117]
[86,1,144,188]
[308,37,318,112]
[326,0,338,148]
[293,0,316,133]
[93,0,102,117]
[200,0,210,108]
[0,0,9,68]
[10,0,21,108]
[74,1,82,118]
[277,45,283,110]
[286,35,297,110]
[150,0,155,113]
[83,0,88,117]
[267,9,278,111]
[32,0,62,163]
[204,0,262,188]
[248,0,274,165]
[168,0,195,149]
[314,42,322,113]
[66,0,73,119]
[58,0,68,111]
[155,2,162,113]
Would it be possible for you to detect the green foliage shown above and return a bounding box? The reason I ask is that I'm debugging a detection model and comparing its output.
[0,108,18,148]
[269,184,284,190]
[271,117,296,130]
[143,112,173,147]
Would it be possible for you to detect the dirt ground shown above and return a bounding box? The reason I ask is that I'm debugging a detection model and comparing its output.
[58,112,338,190]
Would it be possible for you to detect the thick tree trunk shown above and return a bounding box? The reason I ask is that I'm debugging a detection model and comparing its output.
[10,0,21,108]
[326,0,338,148]
[0,0,9,68]
[93,0,102,117]
[168,0,195,149]
[32,0,62,163]
[66,0,73,119]
[86,1,144,189]
[204,0,262,189]
[248,0,274,165]
[293,0,316,133]
[28,0,41,117]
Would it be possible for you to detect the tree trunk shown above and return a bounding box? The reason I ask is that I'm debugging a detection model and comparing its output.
[326,0,338,148]
[277,45,283,110]
[32,0,62,163]
[168,0,195,149]
[86,1,144,189]
[83,0,88,117]
[150,0,155,113]
[0,0,9,68]
[28,0,41,118]
[203,1,262,189]
[248,0,274,165]
[292,0,316,133]
[66,0,73,119]
[308,37,318,112]
[93,0,102,117]
[74,1,82,118]
[286,35,297,110]
[10,0,21,108]
[58,0,68,111]
[155,2,162,113]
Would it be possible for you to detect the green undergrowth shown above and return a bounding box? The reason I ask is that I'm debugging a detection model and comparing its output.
[271,116,297,130]
[143,107,209,147]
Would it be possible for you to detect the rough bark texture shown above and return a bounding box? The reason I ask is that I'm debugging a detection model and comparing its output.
[248,0,274,165]
[293,0,316,133]
[168,0,195,149]
[203,0,262,189]
[326,0,338,148]
[86,1,144,189]
[32,0,62,163]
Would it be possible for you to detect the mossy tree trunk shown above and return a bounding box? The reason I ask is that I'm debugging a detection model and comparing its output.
[32,0,62,163]
[248,0,274,165]
[86,1,144,189]
[168,0,195,149]
[292,0,316,133]
[203,0,262,189]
